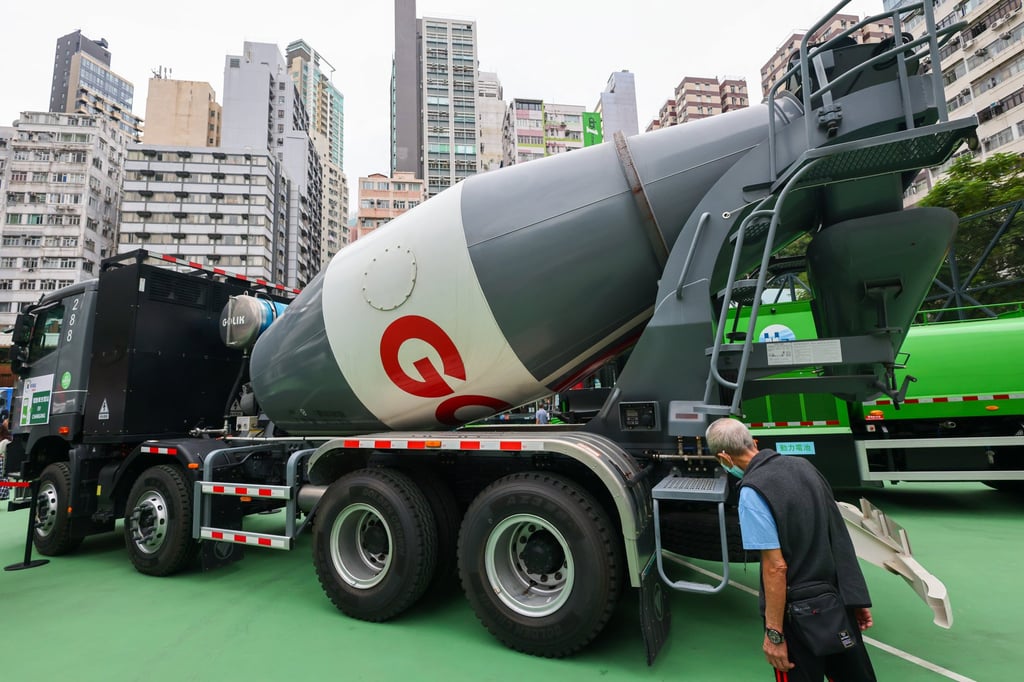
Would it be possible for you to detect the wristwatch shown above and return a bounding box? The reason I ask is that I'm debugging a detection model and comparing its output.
[765,628,785,644]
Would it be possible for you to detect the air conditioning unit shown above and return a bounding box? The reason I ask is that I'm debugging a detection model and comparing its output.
[993,16,1009,28]
[1001,31,1014,40]
[962,37,976,49]
[961,87,972,97]
[975,47,990,57]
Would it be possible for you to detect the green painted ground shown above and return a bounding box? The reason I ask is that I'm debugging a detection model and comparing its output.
[0,483,1018,681]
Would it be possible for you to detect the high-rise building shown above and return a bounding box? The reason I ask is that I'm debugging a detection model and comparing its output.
[143,76,222,147]
[392,0,420,177]
[286,40,347,267]
[595,71,639,139]
[286,40,344,170]
[477,71,505,172]
[118,145,285,281]
[355,172,425,239]
[49,30,111,113]
[222,42,323,287]
[886,0,1024,199]
[392,2,480,196]
[421,17,480,196]
[49,30,143,142]
[0,112,127,327]
[502,99,585,165]
[760,14,893,97]
[645,77,749,131]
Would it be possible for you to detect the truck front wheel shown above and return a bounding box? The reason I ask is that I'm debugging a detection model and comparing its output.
[34,462,84,556]
[124,464,197,576]
[458,472,623,658]
[313,468,437,621]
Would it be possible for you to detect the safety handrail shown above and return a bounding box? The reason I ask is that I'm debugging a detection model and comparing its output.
[766,0,961,180]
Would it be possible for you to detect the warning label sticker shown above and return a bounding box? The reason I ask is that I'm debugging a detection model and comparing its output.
[766,339,843,367]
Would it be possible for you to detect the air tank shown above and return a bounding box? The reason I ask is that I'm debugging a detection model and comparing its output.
[250,99,802,435]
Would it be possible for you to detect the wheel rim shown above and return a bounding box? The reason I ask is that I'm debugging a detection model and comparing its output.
[484,513,575,617]
[128,488,169,554]
[35,481,59,538]
[329,503,393,589]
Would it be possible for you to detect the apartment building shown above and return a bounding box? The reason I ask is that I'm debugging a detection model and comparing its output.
[222,42,323,287]
[595,71,639,138]
[143,77,222,147]
[646,77,749,131]
[50,30,143,142]
[0,112,127,327]
[502,99,586,165]
[355,172,425,239]
[477,71,506,172]
[118,145,284,282]
[760,13,894,96]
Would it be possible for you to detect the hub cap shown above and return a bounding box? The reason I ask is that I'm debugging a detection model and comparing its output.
[484,513,575,617]
[330,503,393,589]
[35,481,59,538]
[128,489,169,554]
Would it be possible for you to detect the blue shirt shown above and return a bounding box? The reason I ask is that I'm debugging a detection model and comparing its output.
[738,486,780,550]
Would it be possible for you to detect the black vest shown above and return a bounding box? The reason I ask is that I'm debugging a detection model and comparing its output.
[741,449,871,612]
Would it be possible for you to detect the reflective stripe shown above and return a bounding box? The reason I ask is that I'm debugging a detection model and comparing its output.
[748,420,841,428]
[200,482,290,499]
[869,392,1024,406]
[156,251,300,294]
[335,437,533,452]
[200,527,290,549]
[141,445,178,455]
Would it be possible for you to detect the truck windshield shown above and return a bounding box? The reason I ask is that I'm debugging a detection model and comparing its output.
[28,304,64,363]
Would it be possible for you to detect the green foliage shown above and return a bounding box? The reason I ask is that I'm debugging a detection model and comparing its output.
[919,153,1024,316]
[919,152,1024,215]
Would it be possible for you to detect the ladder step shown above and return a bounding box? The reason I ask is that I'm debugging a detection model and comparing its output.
[652,474,729,502]
[200,527,292,550]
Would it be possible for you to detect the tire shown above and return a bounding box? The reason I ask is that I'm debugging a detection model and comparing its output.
[313,468,437,621]
[458,472,623,658]
[659,508,748,563]
[34,462,84,556]
[397,465,461,588]
[124,464,197,576]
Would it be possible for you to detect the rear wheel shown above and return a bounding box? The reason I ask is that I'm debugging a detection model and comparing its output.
[34,462,83,556]
[313,468,437,621]
[124,465,197,576]
[458,472,623,658]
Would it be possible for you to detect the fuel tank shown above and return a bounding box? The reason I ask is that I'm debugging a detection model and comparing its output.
[250,100,800,435]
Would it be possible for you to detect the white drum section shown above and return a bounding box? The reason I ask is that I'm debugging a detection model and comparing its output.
[321,185,548,429]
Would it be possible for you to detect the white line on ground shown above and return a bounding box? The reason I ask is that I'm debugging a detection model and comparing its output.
[668,557,977,682]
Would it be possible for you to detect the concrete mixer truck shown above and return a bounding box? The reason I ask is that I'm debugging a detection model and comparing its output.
[3,0,975,662]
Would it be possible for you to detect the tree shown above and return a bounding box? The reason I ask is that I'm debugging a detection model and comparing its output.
[919,152,1024,214]
[918,152,1024,318]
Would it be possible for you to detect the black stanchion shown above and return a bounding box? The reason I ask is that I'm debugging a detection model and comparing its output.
[5,478,50,571]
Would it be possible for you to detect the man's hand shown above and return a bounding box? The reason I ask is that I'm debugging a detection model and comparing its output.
[763,635,795,671]
[854,607,874,631]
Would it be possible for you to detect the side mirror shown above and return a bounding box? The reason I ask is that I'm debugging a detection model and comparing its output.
[11,312,33,346]
[10,345,29,377]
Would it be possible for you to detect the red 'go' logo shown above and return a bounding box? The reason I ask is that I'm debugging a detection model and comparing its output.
[380,315,509,425]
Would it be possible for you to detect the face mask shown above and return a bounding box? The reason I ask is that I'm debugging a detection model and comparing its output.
[718,456,744,479]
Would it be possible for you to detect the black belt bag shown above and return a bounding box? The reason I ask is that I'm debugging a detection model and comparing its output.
[786,581,858,656]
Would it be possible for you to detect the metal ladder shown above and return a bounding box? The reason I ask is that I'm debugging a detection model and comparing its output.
[652,470,731,593]
[192,444,316,551]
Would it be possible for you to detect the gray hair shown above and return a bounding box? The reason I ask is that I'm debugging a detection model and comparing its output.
[705,418,755,456]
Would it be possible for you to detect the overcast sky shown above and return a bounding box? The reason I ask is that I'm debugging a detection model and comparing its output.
[2,0,883,207]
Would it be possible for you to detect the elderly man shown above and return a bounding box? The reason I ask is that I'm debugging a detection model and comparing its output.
[705,418,877,681]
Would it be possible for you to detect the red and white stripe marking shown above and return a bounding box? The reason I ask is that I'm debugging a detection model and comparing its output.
[199,482,290,499]
[339,437,538,452]
[200,527,290,550]
[156,252,301,295]
[747,420,842,429]
[141,445,179,455]
[868,392,1024,406]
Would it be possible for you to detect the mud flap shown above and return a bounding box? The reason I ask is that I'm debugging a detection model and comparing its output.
[838,498,952,628]
[639,553,672,665]
[200,494,245,571]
